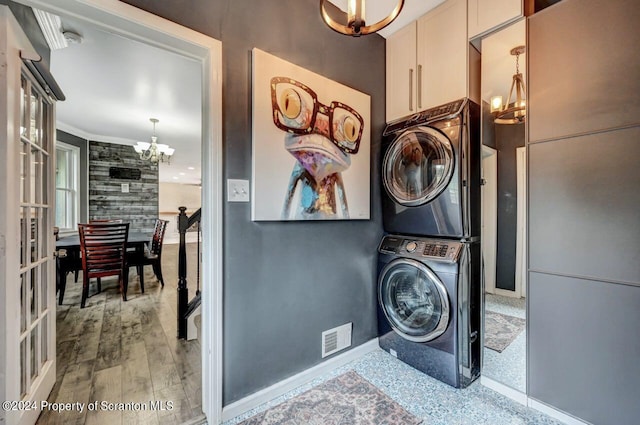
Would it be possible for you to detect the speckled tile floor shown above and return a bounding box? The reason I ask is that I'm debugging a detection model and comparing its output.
[223,349,562,425]
[485,294,526,319]
[483,294,527,393]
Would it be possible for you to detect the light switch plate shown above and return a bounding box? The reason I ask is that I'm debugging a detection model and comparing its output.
[227,179,250,202]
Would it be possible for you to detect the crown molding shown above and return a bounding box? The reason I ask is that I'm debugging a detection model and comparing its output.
[33,8,68,50]
[56,121,140,146]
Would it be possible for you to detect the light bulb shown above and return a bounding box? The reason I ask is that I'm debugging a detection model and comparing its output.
[490,96,503,113]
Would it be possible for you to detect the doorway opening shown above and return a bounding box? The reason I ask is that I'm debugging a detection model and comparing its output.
[481,141,527,393]
[477,17,527,399]
[14,1,223,423]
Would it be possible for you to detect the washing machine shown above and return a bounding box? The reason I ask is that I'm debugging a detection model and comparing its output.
[382,98,481,239]
[377,234,481,388]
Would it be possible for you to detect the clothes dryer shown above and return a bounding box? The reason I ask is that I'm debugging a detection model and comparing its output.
[382,99,481,238]
[377,234,481,388]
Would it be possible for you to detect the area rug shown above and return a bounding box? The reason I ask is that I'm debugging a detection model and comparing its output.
[484,310,526,353]
[238,370,422,425]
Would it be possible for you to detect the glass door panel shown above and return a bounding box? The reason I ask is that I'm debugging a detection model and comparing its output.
[382,127,454,206]
[378,258,450,343]
[16,71,56,410]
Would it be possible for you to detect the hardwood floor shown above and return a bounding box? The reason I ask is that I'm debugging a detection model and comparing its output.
[38,244,203,425]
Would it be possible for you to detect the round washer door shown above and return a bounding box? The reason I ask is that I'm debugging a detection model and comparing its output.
[382,126,454,206]
[379,258,450,343]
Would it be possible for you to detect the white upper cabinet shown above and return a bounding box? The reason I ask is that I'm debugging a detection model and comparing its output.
[468,0,523,39]
[386,22,417,123]
[386,0,470,122]
[417,0,468,112]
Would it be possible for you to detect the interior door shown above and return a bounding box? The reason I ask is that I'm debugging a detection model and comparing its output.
[15,68,56,425]
[1,10,57,421]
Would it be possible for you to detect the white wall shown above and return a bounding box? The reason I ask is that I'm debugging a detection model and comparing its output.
[159,182,201,244]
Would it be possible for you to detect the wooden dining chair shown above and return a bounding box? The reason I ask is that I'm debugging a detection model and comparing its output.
[54,227,66,298]
[70,219,123,284]
[78,222,129,308]
[54,227,82,304]
[128,219,169,290]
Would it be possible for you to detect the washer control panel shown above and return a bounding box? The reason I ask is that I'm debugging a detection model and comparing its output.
[379,235,462,262]
[423,242,450,258]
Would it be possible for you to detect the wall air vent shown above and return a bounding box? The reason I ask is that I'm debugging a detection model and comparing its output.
[322,323,352,358]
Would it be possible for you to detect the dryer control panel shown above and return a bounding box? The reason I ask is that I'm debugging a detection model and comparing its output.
[379,235,463,262]
[383,98,466,136]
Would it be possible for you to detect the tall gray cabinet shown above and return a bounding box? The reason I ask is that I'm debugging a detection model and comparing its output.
[527,0,640,423]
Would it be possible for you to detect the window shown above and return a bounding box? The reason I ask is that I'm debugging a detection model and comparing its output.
[55,142,80,231]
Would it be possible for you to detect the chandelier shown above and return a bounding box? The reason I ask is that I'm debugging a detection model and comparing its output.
[133,118,175,164]
[491,45,527,124]
[320,0,405,36]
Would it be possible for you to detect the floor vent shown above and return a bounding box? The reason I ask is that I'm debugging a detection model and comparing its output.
[322,323,352,358]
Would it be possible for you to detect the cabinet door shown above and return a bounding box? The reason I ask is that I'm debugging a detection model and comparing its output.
[417,0,468,110]
[468,0,522,39]
[386,21,417,122]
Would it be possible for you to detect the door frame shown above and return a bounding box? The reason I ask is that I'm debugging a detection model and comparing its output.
[13,0,224,423]
[481,145,497,294]
[515,146,527,298]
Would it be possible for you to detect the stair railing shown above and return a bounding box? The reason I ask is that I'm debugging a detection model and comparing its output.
[177,206,202,339]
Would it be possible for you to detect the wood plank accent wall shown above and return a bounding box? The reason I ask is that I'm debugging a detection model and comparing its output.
[89,141,158,234]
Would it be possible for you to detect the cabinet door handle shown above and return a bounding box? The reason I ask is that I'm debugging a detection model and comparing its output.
[409,68,414,112]
[417,64,423,110]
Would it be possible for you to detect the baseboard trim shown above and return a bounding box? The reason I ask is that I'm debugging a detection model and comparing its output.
[480,376,591,425]
[480,375,527,405]
[528,398,592,425]
[180,414,207,425]
[221,338,380,422]
[493,288,521,298]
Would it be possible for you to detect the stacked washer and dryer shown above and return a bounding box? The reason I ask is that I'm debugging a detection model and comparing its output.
[377,98,482,388]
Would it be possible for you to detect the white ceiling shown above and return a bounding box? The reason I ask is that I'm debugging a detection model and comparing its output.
[48,1,443,186]
[480,20,526,104]
[50,16,203,185]
[329,0,446,38]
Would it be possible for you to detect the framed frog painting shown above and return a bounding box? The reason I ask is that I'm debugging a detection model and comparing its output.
[251,48,371,221]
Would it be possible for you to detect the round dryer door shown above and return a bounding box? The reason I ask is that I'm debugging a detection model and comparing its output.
[382,127,454,206]
[379,258,450,342]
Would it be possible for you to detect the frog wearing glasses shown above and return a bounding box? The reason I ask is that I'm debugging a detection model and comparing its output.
[270,77,364,220]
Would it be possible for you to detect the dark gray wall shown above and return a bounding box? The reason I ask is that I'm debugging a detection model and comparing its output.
[0,0,50,66]
[56,130,88,224]
[120,0,385,404]
[494,124,524,291]
[528,0,640,423]
[88,141,158,234]
[481,101,496,149]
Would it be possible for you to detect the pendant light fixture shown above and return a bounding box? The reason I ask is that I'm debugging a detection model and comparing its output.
[491,45,527,124]
[133,118,175,164]
[320,0,405,36]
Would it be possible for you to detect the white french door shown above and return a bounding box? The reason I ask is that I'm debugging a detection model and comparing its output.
[1,7,56,425]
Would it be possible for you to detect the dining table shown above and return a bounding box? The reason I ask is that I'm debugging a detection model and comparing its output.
[56,232,151,305]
